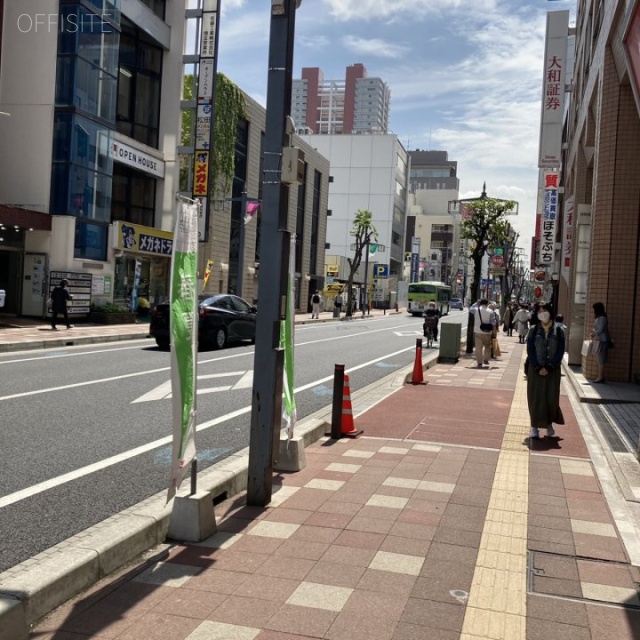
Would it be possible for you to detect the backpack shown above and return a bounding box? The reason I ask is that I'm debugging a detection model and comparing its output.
[312,294,320,304]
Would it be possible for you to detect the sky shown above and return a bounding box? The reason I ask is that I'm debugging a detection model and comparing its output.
[214,0,576,256]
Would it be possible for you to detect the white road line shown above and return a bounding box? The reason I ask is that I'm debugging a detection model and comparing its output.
[0,321,417,403]
[0,341,153,365]
[0,344,415,508]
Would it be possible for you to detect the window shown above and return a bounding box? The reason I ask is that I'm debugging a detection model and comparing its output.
[74,220,108,260]
[116,19,163,147]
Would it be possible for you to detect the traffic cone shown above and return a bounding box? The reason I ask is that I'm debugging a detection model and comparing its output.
[408,338,427,385]
[341,374,363,438]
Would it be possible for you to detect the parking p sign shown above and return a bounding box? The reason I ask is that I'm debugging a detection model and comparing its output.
[373,264,389,279]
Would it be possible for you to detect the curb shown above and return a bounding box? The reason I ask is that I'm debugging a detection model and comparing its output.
[0,333,152,353]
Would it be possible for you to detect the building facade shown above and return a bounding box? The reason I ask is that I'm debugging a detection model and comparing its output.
[298,133,408,304]
[196,93,330,310]
[0,0,184,316]
[0,0,330,317]
[557,0,640,383]
[405,150,469,297]
[292,63,390,136]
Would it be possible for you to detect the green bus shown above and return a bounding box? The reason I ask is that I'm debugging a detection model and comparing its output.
[407,281,452,316]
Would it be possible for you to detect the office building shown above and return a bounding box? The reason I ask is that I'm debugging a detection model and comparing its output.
[292,63,390,135]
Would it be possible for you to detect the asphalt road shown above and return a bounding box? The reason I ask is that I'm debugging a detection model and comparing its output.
[0,310,468,571]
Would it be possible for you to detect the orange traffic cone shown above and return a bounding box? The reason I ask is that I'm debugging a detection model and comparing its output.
[341,374,363,438]
[408,338,427,385]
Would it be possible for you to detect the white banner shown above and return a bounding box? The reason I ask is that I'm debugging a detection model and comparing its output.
[538,10,570,168]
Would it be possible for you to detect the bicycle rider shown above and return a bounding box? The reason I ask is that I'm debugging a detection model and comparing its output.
[423,301,441,342]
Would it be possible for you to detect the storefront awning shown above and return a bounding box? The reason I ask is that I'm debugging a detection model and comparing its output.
[0,204,52,231]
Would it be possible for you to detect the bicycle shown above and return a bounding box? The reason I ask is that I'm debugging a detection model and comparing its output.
[423,316,438,348]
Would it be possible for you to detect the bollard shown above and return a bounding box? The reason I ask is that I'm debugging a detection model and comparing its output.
[329,364,346,439]
[394,302,399,312]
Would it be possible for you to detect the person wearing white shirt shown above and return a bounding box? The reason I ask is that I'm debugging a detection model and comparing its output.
[470,298,496,367]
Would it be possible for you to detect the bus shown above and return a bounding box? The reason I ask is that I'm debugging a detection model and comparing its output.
[407,281,451,316]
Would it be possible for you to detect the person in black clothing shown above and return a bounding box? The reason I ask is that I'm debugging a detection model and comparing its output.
[423,301,441,341]
[51,279,73,330]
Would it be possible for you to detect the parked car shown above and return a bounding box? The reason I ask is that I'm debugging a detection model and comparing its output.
[450,298,464,310]
[150,294,257,350]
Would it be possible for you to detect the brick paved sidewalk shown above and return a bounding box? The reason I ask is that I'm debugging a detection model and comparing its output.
[31,335,640,640]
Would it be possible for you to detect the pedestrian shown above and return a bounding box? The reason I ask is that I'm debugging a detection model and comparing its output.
[590,302,612,383]
[334,291,343,315]
[514,304,530,343]
[423,301,441,342]
[470,298,496,367]
[503,303,513,337]
[555,313,567,334]
[310,290,321,319]
[51,278,73,330]
[526,302,565,439]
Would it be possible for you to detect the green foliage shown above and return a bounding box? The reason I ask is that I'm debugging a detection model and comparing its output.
[460,196,516,303]
[180,73,246,198]
[212,74,246,197]
[90,303,131,313]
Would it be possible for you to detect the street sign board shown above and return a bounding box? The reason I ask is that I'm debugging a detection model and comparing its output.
[373,264,389,278]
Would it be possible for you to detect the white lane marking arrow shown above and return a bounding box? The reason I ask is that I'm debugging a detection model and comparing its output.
[233,370,253,389]
[132,371,247,403]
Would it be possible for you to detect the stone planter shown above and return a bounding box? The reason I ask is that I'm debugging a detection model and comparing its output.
[88,311,137,325]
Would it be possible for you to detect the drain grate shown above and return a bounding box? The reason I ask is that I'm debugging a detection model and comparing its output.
[589,405,630,453]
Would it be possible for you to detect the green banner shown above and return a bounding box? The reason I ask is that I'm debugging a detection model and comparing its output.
[167,200,199,502]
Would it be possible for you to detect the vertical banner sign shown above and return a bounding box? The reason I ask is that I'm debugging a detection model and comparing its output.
[538,10,569,168]
[410,236,420,283]
[202,259,213,291]
[281,235,297,441]
[561,195,574,284]
[193,0,221,243]
[130,259,142,312]
[539,171,559,266]
[167,200,200,502]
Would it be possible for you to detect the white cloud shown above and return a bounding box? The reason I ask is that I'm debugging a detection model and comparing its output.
[321,0,497,21]
[342,36,410,59]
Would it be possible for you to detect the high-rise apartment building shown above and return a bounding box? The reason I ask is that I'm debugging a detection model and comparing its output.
[291,63,390,135]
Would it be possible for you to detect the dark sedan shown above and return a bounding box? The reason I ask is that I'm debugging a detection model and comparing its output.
[150,294,256,350]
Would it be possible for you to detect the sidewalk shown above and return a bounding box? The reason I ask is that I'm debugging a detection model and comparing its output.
[0,309,395,353]
[12,333,640,640]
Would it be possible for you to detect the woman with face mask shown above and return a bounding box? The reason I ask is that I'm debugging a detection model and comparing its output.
[526,302,566,439]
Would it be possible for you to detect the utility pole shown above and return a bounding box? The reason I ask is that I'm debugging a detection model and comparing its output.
[247,0,299,507]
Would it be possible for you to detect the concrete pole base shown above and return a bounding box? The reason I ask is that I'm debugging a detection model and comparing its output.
[274,435,306,472]
[0,597,28,640]
[167,491,217,542]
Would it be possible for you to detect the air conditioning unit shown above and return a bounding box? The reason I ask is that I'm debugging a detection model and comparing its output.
[281,147,305,184]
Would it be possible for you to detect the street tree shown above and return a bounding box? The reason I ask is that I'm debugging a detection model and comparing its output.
[460,196,517,303]
[460,194,516,352]
[345,209,378,318]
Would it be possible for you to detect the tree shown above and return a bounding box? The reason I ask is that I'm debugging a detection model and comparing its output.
[460,195,516,352]
[345,210,378,318]
[460,196,517,303]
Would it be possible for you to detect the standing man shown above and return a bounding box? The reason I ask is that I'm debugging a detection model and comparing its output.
[310,290,321,319]
[470,298,496,367]
[51,278,73,330]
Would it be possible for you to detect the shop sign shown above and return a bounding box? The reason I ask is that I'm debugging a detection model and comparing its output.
[50,270,92,314]
[200,11,217,58]
[111,140,165,178]
[198,59,215,104]
[114,221,173,256]
[193,151,209,197]
[195,104,212,149]
[91,275,112,295]
[538,171,559,265]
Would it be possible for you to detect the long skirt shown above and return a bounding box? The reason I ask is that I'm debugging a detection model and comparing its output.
[527,366,565,429]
